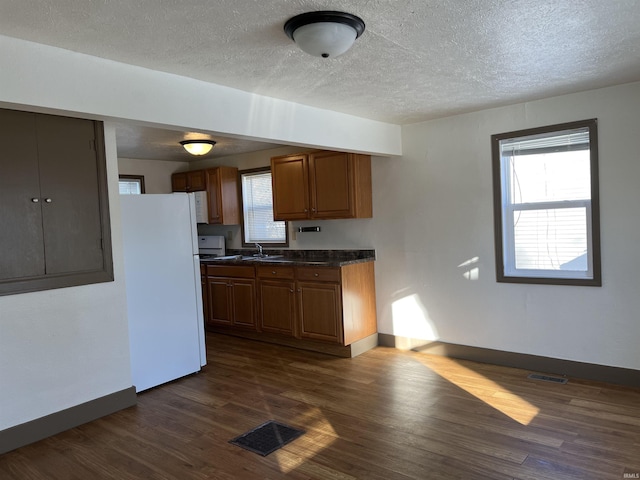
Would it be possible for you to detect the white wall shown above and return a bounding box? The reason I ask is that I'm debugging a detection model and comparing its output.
[375,82,640,370]
[193,83,640,371]
[0,123,133,430]
[118,157,187,194]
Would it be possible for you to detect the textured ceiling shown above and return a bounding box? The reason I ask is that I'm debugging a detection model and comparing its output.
[113,123,283,162]
[1,0,639,160]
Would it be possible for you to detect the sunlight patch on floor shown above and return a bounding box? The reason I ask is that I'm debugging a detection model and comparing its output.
[415,355,540,425]
[273,407,338,474]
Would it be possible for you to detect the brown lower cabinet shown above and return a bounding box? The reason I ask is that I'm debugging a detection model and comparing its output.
[202,261,377,356]
[258,265,343,343]
[297,281,342,343]
[201,264,208,321]
[204,265,256,330]
[258,266,297,336]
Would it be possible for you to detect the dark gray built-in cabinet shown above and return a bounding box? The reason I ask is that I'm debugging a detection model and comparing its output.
[0,108,113,295]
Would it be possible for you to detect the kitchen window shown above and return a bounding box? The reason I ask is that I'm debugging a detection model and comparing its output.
[240,168,288,246]
[119,175,145,194]
[491,119,601,286]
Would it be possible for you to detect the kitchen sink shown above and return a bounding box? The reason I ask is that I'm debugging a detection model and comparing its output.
[241,255,285,262]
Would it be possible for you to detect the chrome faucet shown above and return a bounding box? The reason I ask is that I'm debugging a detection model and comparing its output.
[255,243,264,257]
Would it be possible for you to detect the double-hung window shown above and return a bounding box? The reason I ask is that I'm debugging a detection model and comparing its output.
[491,119,601,286]
[240,168,287,246]
[118,175,145,194]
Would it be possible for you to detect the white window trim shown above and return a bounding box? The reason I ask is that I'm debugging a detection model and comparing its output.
[240,168,288,246]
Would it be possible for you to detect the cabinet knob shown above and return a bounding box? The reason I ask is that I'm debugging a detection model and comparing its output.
[314,273,319,277]
[312,208,316,212]
[297,288,301,293]
[44,198,52,203]
[289,289,294,293]
[272,271,277,275]
[304,209,308,213]
[31,198,39,203]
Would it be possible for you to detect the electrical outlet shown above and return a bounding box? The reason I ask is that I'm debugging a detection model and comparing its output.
[226,230,233,242]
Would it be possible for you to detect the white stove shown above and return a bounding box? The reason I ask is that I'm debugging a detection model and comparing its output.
[198,235,226,259]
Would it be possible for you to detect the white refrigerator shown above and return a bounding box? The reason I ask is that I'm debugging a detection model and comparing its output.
[120,193,206,392]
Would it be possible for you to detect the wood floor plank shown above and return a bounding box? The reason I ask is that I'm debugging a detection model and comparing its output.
[1,332,639,479]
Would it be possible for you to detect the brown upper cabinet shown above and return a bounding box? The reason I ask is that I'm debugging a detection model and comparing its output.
[205,166,240,225]
[0,108,113,295]
[171,170,206,192]
[172,166,240,225]
[270,150,372,221]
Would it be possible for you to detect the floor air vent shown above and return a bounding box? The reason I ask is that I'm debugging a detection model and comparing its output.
[229,420,305,456]
[527,373,568,384]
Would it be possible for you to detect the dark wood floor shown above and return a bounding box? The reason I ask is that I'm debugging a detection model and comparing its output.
[2,332,639,479]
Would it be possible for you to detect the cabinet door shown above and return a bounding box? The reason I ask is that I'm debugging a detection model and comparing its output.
[188,170,206,191]
[297,281,343,343]
[231,279,257,330]
[201,274,209,324]
[271,154,309,220]
[172,171,205,192]
[0,110,45,280]
[218,166,240,225]
[259,279,296,336]
[207,276,233,326]
[309,151,355,219]
[37,115,105,275]
[206,168,222,224]
[171,172,188,192]
[0,110,113,295]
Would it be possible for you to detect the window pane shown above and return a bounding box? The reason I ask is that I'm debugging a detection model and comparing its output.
[513,207,588,271]
[119,180,142,195]
[500,128,590,157]
[119,175,145,195]
[506,150,591,204]
[241,171,286,244]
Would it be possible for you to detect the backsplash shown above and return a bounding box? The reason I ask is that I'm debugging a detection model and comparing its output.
[197,218,375,251]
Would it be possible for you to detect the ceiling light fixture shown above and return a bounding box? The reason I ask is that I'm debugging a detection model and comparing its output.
[284,11,365,58]
[180,140,216,156]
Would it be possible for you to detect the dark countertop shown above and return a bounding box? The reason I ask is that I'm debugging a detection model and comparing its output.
[200,249,375,267]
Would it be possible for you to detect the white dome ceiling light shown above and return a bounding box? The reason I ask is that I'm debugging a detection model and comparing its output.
[180,139,216,156]
[284,11,366,59]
